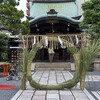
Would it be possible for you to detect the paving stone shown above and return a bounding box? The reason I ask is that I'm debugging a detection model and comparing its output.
[48,83,57,85]
[49,81,57,84]
[47,90,58,94]
[59,90,72,95]
[34,90,46,96]
[19,92,34,98]
[72,90,89,100]
[56,75,63,77]
[57,78,64,80]
[48,80,56,82]
[40,82,47,84]
[19,90,34,98]
[60,95,74,100]
[32,95,45,100]
[49,76,56,78]
[47,98,59,100]
[40,80,48,82]
[57,80,65,82]
[33,77,41,79]
[24,90,35,92]
[72,89,83,93]
[47,94,59,99]
[17,98,31,100]
[26,85,34,90]
[40,78,48,81]
[74,97,89,100]
[49,78,56,80]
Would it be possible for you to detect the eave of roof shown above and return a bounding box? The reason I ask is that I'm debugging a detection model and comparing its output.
[32,0,75,3]
[29,14,81,25]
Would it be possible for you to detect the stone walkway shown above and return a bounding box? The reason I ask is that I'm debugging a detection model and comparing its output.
[11,70,96,100]
[85,75,100,81]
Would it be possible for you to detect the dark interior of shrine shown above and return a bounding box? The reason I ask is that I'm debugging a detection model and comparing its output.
[30,16,81,34]
[33,48,73,62]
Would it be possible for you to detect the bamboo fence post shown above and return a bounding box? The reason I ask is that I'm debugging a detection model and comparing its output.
[20,34,29,90]
[80,33,83,89]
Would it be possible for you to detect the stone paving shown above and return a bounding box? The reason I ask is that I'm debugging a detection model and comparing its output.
[15,70,94,100]
[85,75,100,81]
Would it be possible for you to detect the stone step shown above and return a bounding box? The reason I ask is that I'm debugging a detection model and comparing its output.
[35,67,71,70]
[34,63,71,70]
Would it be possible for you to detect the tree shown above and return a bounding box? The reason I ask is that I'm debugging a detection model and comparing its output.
[0,32,9,61]
[80,0,100,39]
[20,20,30,35]
[0,0,30,35]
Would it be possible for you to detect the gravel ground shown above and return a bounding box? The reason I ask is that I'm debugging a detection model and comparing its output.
[0,75,21,100]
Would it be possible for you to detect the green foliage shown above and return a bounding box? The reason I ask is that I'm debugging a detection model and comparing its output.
[80,0,100,39]
[0,0,30,35]
[0,32,9,61]
[0,0,19,6]
[82,39,100,72]
[80,39,100,90]
[21,20,30,35]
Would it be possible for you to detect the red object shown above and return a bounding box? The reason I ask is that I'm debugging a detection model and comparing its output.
[0,64,8,77]
[0,85,16,90]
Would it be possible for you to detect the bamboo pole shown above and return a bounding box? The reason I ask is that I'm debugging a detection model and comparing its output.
[20,34,29,90]
[80,33,83,90]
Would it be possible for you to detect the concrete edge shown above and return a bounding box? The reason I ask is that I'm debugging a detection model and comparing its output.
[92,91,100,100]
[67,71,73,78]
[11,90,23,100]
[84,89,95,100]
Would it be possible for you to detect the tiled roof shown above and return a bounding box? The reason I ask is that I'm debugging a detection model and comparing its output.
[33,0,75,3]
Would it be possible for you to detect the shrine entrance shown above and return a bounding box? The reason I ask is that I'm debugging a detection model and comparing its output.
[33,47,71,62]
[29,15,81,62]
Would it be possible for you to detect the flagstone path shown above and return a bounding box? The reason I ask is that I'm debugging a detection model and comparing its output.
[12,70,96,100]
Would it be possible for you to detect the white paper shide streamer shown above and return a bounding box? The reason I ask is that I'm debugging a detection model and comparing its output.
[75,35,78,45]
[33,36,36,45]
[58,36,63,46]
[45,36,48,47]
